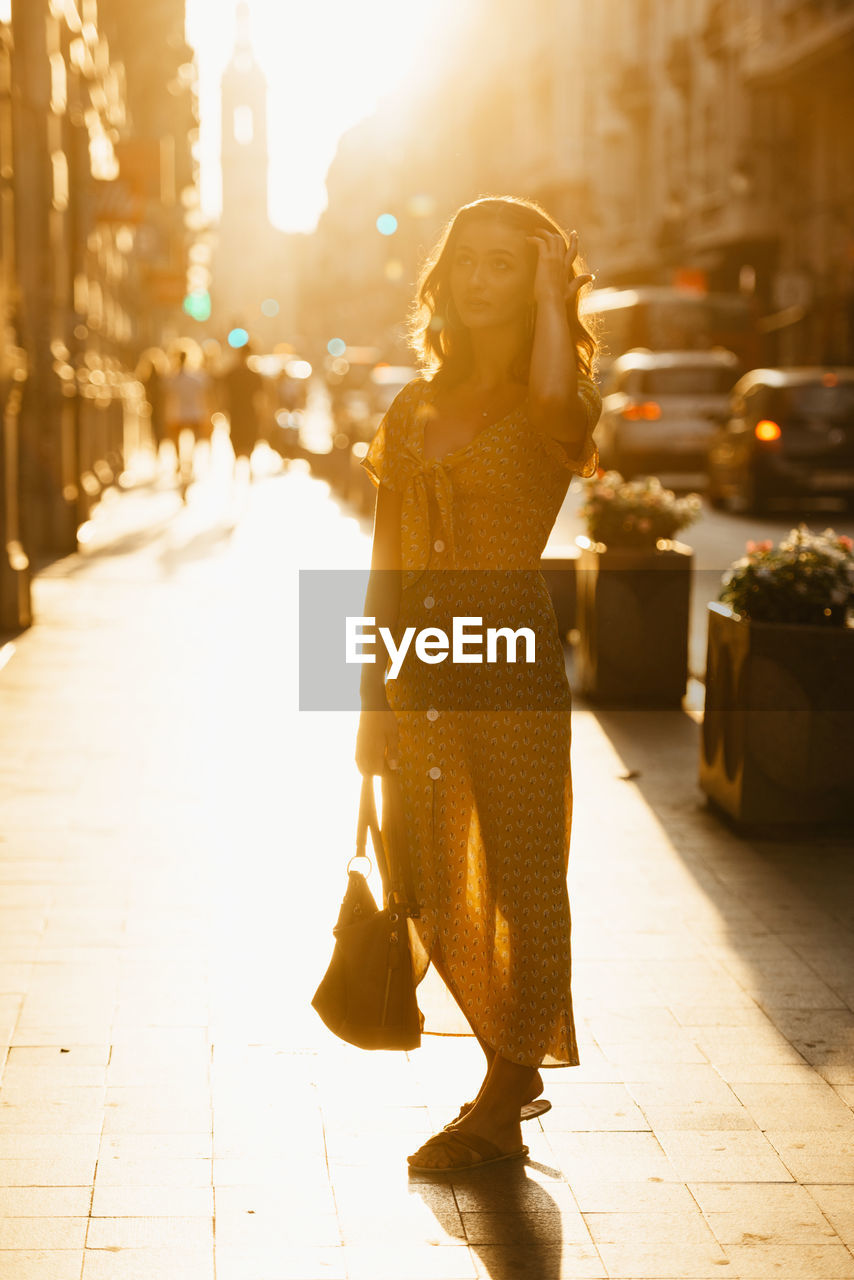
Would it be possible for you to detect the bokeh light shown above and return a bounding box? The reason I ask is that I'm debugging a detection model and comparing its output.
[406,194,436,218]
[327,338,346,357]
[384,260,404,282]
[376,213,398,236]
[183,290,212,322]
[261,298,280,317]
[227,327,250,348]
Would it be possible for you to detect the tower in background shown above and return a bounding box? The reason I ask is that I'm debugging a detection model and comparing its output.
[212,2,297,350]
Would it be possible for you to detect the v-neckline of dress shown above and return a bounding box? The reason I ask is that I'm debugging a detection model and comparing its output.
[417,381,528,466]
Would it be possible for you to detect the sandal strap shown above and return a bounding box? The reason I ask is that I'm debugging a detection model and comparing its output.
[432,1130,503,1163]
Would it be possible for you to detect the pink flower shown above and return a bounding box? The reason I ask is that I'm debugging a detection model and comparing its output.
[839,535,853,552]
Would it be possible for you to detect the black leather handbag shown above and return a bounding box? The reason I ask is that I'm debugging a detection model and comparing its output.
[312,772,422,1051]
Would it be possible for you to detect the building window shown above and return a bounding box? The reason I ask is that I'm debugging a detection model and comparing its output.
[234,105,254,145]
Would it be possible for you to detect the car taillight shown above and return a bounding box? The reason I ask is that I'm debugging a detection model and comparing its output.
[621,402,661,421]
[755,419,781,442]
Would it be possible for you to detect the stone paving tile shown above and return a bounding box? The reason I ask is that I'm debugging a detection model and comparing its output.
[0,1158,97,1186]
[583,1209,719,1244]
[10,1028,113,1048]
[806,1185,854,1247]
[470,1244,606,1279]
[689,1026,811,1068]
[335,1190,464,1246]
[763,1129,854,1181]
[543,1130,676,1181]
[4,1046,110,1067]
[98,1134,213,1160]
[623,1067,743,1108]
[0,1187,91,1216]
[0,1217,88,1248]
[668,1003,776,1029]
[653,1129,794,1182]
[0,1064,107,1091]
[214,1182,337,1221]
[592,1239,732,1278]
[0,1101,105,1133]
[214,1209,341,1248]
[712,1061,826,1085]
[0,1134,99,1161]
[460,1209,592,1245]
[721,1242,854,1277]
[90,1185,214,1217]
[688,1180,842,1245]
[639,1104,757,1131]
[93,1156,213,1187]
[567,1179,700,1213]
[540,1098,651,1131]
[730,1082,854,1131]
[84,1216,214,1248]
[213,1245,348,1280]
[81,1247,215,1279]
[0,1253,85,1280]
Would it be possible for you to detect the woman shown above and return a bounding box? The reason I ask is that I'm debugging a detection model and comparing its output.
[354,196,601,1172]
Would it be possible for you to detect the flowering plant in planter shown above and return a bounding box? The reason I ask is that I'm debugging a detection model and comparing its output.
[579,471,702,548]
[720,526,854,626]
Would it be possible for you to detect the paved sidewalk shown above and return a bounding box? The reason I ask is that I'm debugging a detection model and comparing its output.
[1,455,853,1280]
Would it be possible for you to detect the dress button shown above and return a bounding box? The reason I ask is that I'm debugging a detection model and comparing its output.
[424,595,435,608]
[433,539,445,553]
[428,766,442,780]
[426,708,439,721]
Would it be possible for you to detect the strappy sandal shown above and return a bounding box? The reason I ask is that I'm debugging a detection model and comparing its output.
[444,1098,551,1129]
[408,1129,529,1173]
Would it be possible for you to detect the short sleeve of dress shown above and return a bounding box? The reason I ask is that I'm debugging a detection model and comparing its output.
[360,383,415,492]
[535,374,602,478]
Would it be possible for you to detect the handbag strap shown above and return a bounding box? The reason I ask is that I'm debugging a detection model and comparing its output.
[357,774,392,893]
[356,773,418,916]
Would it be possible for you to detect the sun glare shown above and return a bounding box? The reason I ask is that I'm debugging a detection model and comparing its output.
[185,0,450,234]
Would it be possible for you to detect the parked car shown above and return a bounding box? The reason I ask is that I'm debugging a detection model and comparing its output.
[336,362,417,446]
[707,367,854,513]
[597,349,741,479]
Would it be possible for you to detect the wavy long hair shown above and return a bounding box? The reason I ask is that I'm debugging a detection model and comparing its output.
[408,195,598,390]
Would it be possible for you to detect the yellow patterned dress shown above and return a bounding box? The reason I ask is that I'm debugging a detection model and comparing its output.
[361,375,601,1068]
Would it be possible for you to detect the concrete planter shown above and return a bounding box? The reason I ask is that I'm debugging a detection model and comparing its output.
[700,603,854,827]
[575,537,693,706]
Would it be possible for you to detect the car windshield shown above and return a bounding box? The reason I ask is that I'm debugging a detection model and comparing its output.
[639,368,736,396]
[770,383,854,423]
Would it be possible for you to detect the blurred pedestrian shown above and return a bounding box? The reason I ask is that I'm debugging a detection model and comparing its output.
[223,344,265,482]
[137,348,168,464]
[354,196,601,1173]
[164,349,212,487]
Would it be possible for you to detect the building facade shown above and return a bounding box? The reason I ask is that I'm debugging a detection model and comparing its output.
[2,0,198,614]
[304,0,854,370]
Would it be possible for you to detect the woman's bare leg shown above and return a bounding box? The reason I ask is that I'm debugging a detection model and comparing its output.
[428,944,543,1116]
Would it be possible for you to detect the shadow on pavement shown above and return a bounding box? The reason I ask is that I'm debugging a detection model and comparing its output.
[410,1161,567,1280]
[590,703,854,1076]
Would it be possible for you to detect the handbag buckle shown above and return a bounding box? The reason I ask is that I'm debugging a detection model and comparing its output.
[347,853,373,878]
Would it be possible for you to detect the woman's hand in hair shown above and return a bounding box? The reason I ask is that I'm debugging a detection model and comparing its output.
[527,229,593,308]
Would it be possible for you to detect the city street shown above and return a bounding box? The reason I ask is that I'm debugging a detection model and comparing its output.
[0,450,852,1279]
